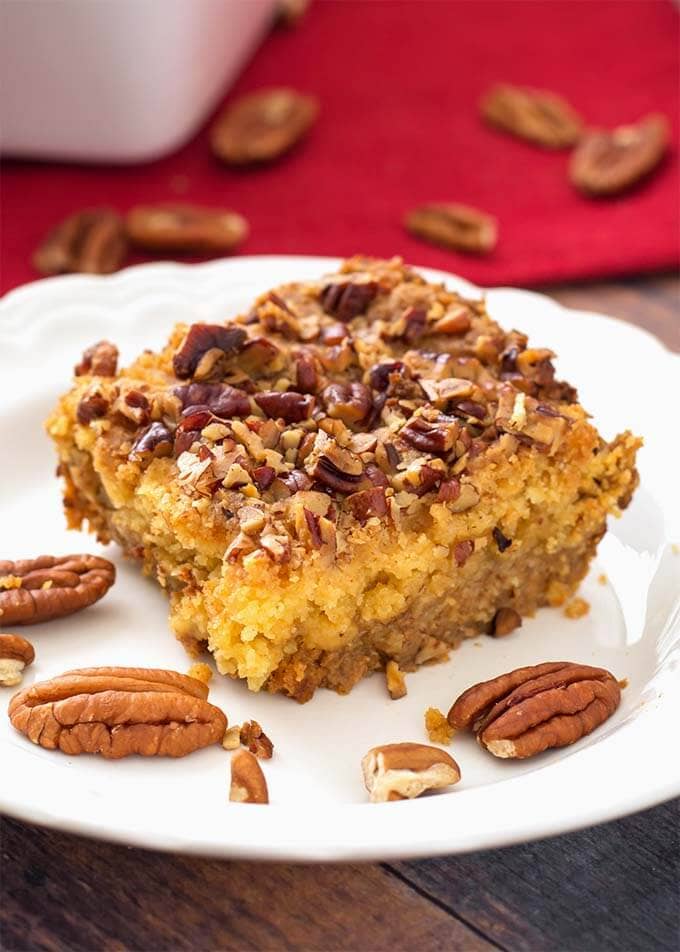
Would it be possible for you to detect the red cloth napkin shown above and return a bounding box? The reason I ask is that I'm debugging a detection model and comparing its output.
[2,0,678,295]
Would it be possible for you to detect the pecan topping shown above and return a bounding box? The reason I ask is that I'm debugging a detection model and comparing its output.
[362,743,461,802]
[0,555,115,626]
[33,209,127,276]
[293,351,319,393]
[369,361,408,392]
[405,203,497,255]
[306,438,368,494]
[493,527,512,552]
[129,421,174,462]
[76,392,109,425]
[491,607,522,637]
[400,414,460,455]
[495,385,568,454]
[385,661,407,700]
[453,540,474,566]
[437,478,461,503]
[173,323,247,380]
[252,465,276,490]
[255,390,314,423]
[238,336,283,374]
[321,276,379,321]
[240,720,274,759]
[174,382,250,418]
[211,87,318,165]
[347,487,388,523]
[448,662,621,759]
[75,340,118,377]
[320,322,349,345]
[126,204,248,253]
[8,667,227,758]
[570,114,668,196]
[481,84,583,148]
[321,382,372,424]
[431,308,471,336]
[0,633,35,687]
[230,749,269,803]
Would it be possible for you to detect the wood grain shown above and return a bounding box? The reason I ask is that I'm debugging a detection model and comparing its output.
[1,278,678,952]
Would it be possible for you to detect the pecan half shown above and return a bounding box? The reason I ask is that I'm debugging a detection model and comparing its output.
[255,390,314,423]
[76,392,109,424]
[33,209,127,276]
[74,340,118,377]
[8,667,227,758]
[211,87,318,165]
[0,555,115,626]
[347,486,388,523]
[448,661,621,759]
[570,114,669,196]
[405,203,497,255]
[321,276,379,321]
[173,323,248,380]
[400,414,460,455]
[321,382,372,424]
[481,84,583,148]
[126,204,248,253]
[240,720,274,759]
[230,749,269,803]
[0,634,35,687]
[362,743,461,802]
[174,382,250,419]
[129,421,174,462]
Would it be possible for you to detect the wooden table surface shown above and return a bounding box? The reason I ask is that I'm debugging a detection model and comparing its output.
[1,276,678,952]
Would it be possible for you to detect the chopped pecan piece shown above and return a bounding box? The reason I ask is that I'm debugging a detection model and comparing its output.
[321,382,372,424]
[9,667,227,758]
[0,555,115,626]
[306,436,368,494]
[492,527,512,552]
[495,385,568,454]
[481,84,583,148]
[570,114,668,196]
[320,322,349,345]
[321,276,379,321]
[453,540,474,566]
[293,351,319,393]
[76,392,109,425]
[385,661,407,700]
[230,749,269,803]
[448,661,621,759]
[400,413,460,455]
[430,308,472,336]
[0,634,35,687]
[129,421,174,462]
[491,607,522,637]
[347,487,388,523]
[252,465,276,490]
[362,743,461,802]
[238,336,283,374]
[34,209,127,276]
[75,340,119,377]
[405,203,497,254]
[173,323,247,379]
[239,720,274,759]
[255,390,314,423]
[126,203,248,253]
[211,87,318,165]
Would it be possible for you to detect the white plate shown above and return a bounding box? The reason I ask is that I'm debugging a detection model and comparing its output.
[1,257,678,862]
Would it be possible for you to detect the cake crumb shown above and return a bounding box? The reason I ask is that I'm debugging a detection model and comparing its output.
[385,660,407,700]
[564,597,590,619]
[597,573,608,585]
[187,662,213,684]
[618,678,629,690]
[222,725,242,750]
[425,707,455,745]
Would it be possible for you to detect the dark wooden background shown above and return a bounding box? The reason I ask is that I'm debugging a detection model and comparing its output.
[1,277,679,952]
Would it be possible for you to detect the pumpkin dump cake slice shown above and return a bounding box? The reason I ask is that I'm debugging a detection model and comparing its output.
[46,257,640,701]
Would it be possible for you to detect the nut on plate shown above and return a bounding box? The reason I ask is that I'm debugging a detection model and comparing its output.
[0,555,115,626]
[0,634,35,687]
[448,661,621,759]
[230,749,269,803]
[385,660,407,700]
[240,720,274,759]
[8,667,227,758]
[362,743,461,803]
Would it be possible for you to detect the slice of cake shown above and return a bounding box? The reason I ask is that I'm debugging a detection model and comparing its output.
[46,257,640,701]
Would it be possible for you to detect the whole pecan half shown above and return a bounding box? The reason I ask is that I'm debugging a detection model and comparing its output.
[255,390,314,423]
[400,414,460,455]
[405,203,497,255]
[211,87,319,165]
[0,633,35,687]
[74,340,119,378]
[321,276,379,321]
[174,382,251,419]
[173,323,248,379]
[321,382,372,424]
[448,661,621,759]
[8,667,227,758]
[362,743,461,802]
[480,84,583,148]
[569,114,669,196]
[126,204,248,253]
[33,209,128,276]
[128,421,175,463]
[0,555,115,625]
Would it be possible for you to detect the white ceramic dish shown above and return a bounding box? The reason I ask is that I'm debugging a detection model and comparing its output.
[0,257,678,862]
[0,0,276,163]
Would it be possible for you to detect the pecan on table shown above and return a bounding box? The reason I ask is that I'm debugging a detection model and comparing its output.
[569,114,669,196]
[480,84,583,149]
[211,87,319,165]
[362,743,461,802]
[0,634,35,687]
[405,203,497,255]
[8,667,228,758]
[0,555,115,625]
[448,661,621,759]
[33,209,127,276]
[126,204,248,254]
